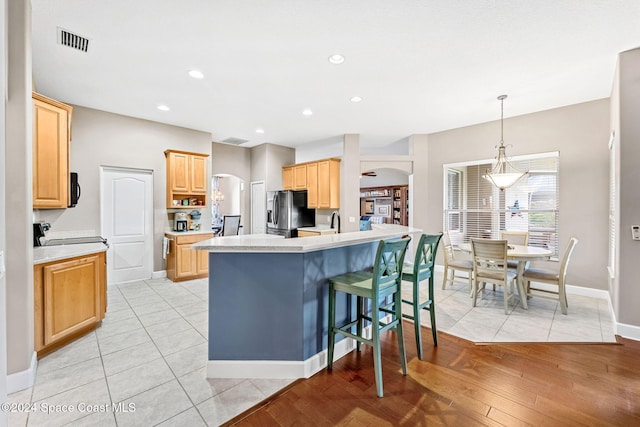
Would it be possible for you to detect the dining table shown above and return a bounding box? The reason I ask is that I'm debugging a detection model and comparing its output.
[458,242,553,309]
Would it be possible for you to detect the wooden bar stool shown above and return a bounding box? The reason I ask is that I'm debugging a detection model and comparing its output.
[400,233,442,359]
[327,236,411,397]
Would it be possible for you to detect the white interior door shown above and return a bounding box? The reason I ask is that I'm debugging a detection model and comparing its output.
[251,181,266,234]
[101,167,153,284]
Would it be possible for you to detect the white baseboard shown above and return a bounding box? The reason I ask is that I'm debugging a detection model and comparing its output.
[6,352,37,394]
[152,270,167,279]
[207,338,356,379]
[564,283,610,299]
[616,322,640,341]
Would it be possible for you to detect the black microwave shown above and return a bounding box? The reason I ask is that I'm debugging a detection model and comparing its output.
[69,172,81,207]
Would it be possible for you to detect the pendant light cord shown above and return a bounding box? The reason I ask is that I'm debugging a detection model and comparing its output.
[498,94,507,147]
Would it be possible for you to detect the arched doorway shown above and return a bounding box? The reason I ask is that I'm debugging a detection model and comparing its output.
[212,174,245,234]
[359,161,413,227]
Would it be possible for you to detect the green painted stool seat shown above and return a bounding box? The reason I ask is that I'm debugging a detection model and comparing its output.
[327,236,411,398]
[400,233,443,359]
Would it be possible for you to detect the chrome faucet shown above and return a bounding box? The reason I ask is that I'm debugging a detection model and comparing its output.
[330,210,341,233]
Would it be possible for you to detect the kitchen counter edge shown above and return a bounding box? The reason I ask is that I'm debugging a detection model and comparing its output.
[34,243,108,265]
[192,225,422,253]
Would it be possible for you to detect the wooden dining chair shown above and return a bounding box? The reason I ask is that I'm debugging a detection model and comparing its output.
[522,238,578,315]
[327,236,411,398]
[500,230,530,270]
[400,233,442,359]
[471,239,517,314]
[441,232,474,292]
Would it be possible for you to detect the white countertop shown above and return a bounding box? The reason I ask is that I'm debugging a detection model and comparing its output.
[164,229,215,237]
[192,224,421,253]
[34,243,108,265]
[297,226,338,234]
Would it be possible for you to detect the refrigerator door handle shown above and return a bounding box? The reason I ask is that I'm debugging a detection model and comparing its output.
[273,194,279,226]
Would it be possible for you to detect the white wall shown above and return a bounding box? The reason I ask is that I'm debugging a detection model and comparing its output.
[211,142,251,232]
[5,0,34,390]
[217,175,243,217]
[1,0,8,420]
[359,168,409,188]
[612,48,640,330]
[34,105,212,272]
[421,99,611,290]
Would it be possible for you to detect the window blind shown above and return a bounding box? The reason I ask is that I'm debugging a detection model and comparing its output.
[443,152,560,257]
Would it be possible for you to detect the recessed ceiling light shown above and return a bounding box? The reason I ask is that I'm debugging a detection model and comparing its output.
[256,128,265,134]
[350,96,363,103]
[157,104,170,111]
[188,70,204,79]
[302,108,313,116]
[328,54,345,64]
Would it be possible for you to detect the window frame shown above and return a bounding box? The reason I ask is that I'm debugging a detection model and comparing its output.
[443,151,560,259]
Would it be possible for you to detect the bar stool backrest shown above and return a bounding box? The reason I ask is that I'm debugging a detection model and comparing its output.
[372,237,411,293]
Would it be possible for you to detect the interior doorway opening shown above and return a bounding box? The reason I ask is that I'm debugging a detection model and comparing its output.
[212,174,245,234]
[359,167,411,226]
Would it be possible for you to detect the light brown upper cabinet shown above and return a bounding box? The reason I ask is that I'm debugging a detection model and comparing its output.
[306,162,318,207]
[282,164,308,190]
[282,158,340,209]
[165,150,209,208]
[293,164,307,190]
[32,92,73,209]
[282,166,294,190]
[316,159,340,209]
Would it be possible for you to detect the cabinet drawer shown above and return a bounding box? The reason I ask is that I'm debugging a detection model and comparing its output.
[174,233,213,245]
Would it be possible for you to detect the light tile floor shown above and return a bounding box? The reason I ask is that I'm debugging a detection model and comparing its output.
[407,270,617,343]
[8,272,616,426]
[8,277,294,427]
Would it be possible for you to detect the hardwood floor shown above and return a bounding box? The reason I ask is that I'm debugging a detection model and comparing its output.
[226,322,640,426]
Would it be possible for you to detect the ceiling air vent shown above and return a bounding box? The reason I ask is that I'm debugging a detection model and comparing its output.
[221,137,249,146]
[57,27,90,52]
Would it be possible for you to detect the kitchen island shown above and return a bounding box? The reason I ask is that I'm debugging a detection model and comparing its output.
[193,224,421,379]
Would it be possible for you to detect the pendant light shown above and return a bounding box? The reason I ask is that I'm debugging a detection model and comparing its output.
[483,95,528,191]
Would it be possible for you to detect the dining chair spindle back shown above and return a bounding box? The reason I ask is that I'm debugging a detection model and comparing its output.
[523,237,578,315]
[442,232,474,292]
[471,239,518,314]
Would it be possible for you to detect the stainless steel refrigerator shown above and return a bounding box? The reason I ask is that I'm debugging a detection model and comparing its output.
[266,190,315,238]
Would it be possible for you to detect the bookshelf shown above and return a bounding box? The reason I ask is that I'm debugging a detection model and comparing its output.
[360,185,409,225]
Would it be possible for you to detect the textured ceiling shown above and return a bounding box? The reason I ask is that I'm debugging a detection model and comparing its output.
[31,0,640,150]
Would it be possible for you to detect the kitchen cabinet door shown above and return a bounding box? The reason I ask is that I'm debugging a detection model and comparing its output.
[166,233,213,281]
[168,151,190,192]
[176,244,196,278]
[307,162,318,208]
[190,154,208,193]
[293,164,307,190]
[282,166,293,190]
[165,150,209,208]
[196,249,209,276]
[318,159,340,209]
[33,93,72,209]
[42,254,101,346]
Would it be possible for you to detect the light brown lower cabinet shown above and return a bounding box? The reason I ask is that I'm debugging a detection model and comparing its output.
[34,251,106,358]
[297,229,337,237]
[166,233,213,281]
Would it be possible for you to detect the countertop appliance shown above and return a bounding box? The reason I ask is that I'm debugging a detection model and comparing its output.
[68,172,81,208]
[266,190,315,238]
[33,222,51,247]
[174,212,188,232]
